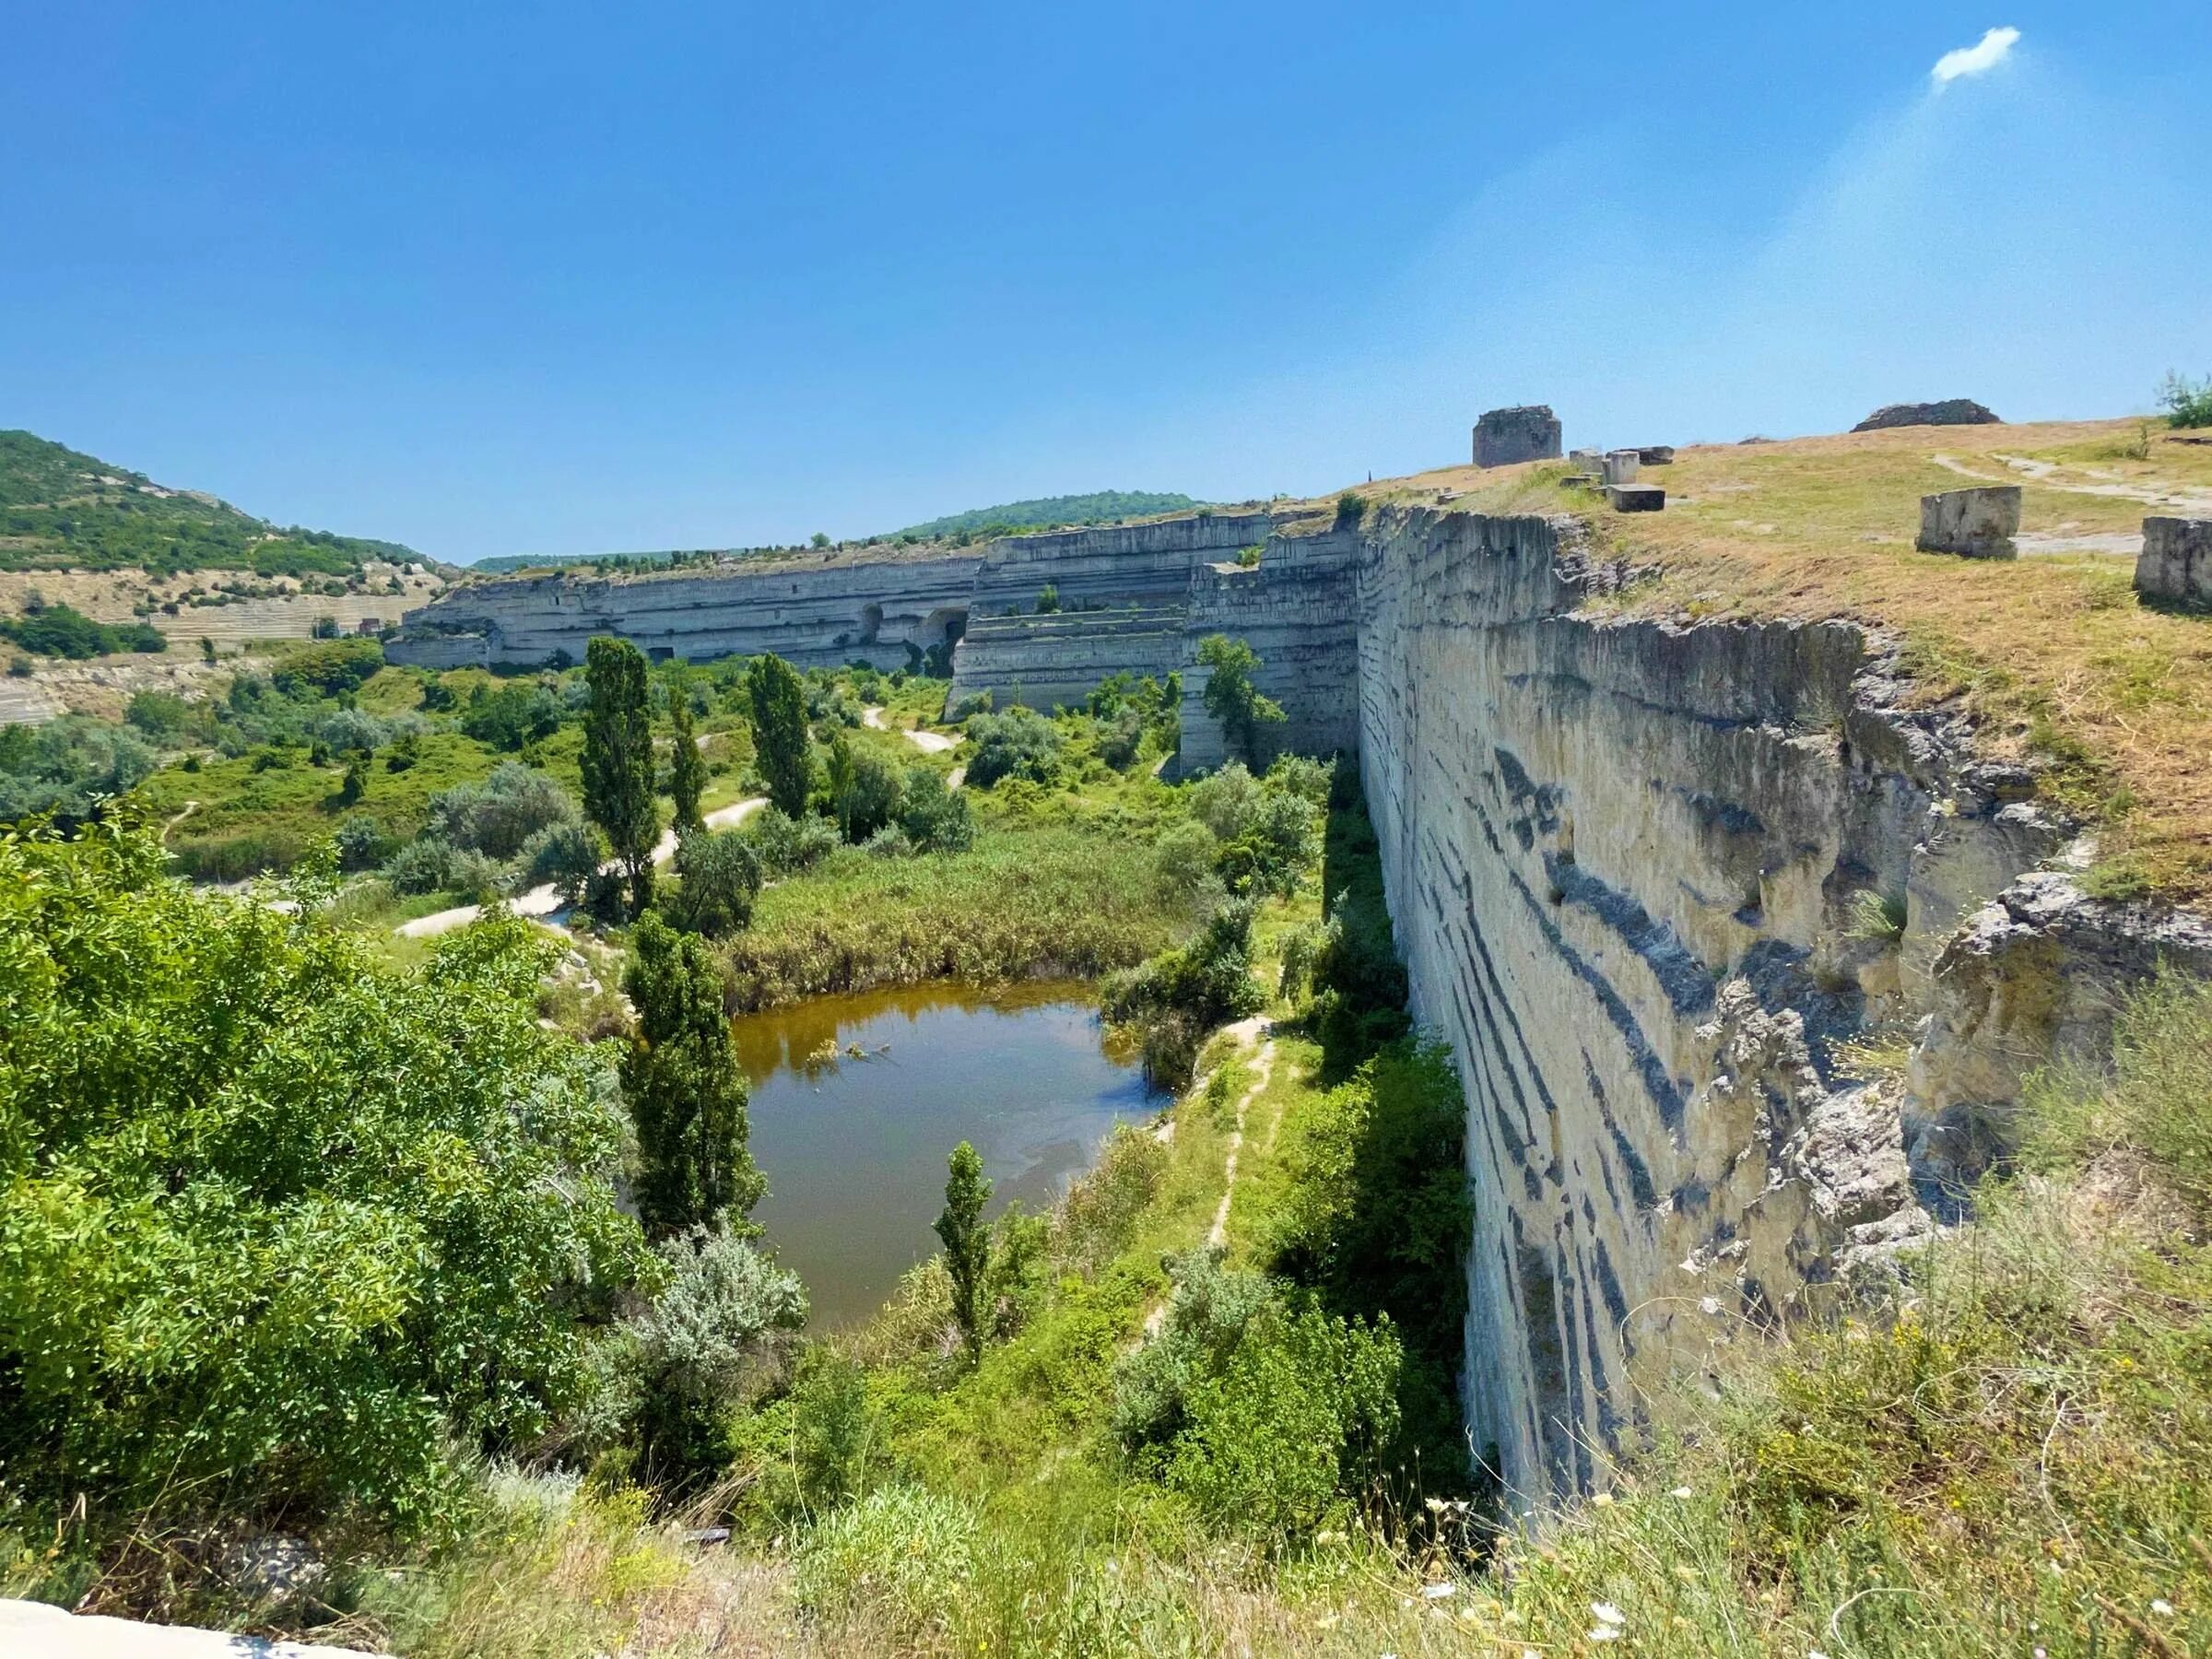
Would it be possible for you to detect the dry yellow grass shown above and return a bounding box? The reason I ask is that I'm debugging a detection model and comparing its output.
[1333,418,2212,901]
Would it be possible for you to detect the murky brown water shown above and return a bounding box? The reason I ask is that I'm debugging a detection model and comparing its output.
[731,981,1163,1326]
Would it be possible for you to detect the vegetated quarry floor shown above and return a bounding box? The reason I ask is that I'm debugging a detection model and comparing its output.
[1336,418,2212,902]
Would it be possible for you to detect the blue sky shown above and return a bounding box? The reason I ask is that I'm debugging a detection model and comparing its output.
[5,4,2207,562]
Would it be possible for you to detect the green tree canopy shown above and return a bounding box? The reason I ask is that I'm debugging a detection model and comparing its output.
[1196,634,1285,767]
[621,913,765,1237]
[667,684,706,832]
[582,636,661,915]
[935,1141,992,1360]
[746,653,813,818]
[0,818,646,1534]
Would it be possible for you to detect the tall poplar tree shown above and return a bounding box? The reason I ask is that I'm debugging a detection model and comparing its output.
[621,913,764,1237]
[582,636,660,915]
[667,683,706,833]
[746,653,813,819]
[935,1141,992,1360]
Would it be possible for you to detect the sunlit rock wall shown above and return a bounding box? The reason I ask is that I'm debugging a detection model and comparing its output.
[1346,505,2196,1505]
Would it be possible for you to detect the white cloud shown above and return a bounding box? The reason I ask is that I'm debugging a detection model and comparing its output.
[1932,26,2020,85]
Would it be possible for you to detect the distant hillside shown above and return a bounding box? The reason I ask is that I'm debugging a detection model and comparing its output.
[885,489,1200,542]
[0,430,420,579]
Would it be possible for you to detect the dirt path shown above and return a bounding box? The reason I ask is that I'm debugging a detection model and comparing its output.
[864,703,961,754]
[1933,452,2212,514]
[1207,1026,1277,1251]
[396,795,766,939]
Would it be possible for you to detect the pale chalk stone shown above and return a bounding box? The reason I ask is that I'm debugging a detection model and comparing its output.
[1917,486,2020,559]
[2136,516,2212,608]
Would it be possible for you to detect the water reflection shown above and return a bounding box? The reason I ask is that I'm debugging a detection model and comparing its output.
[732,981,1163,1327]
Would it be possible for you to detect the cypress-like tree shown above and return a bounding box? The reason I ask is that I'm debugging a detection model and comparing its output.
[746,653,813,819]
[935,1141,992,1360]
[582,636,661,915]
[620,913,764,1236]
[667,684,706,833]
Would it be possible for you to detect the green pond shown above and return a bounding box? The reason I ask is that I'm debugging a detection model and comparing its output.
[731,981,1165,1327]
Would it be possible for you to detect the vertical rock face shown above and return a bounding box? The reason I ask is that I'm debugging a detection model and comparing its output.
[389,554,982,670]
[950,513,1274,709]
[1337,507,2185,1504]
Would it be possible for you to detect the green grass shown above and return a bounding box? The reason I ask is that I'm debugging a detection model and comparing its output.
[720,824,1193,1010]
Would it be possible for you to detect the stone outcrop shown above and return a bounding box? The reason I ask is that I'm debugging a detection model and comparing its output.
[1473,406,1564,468]
[1853,399,2001,431]
[1918,487,2020,559]
[2136,516,2212,608]
[392,551,982,671]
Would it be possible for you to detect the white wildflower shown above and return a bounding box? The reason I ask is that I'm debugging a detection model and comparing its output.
[2151,1599,2176,1617]
[1588,1628,1622,1643]
[1420,1583,1456,1600]
[1669,1486,1694,1499]
[1592,1602,1626,1627]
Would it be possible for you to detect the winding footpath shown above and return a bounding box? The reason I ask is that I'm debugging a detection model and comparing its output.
[394,794,767,938]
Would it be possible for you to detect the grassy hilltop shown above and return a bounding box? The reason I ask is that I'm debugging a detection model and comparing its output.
[0,429,418,579]
[1342,416,2212,902]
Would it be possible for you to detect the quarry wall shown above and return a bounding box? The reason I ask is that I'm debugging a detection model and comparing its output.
[1347,506,2211,1502]
[395,502,2211,1506]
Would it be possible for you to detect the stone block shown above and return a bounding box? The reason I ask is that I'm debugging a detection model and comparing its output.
[2137,516,2212,608]
[1606,484,1665,512]
[1601,450,1641,486]
[1569,447,1605,470]
[1559,472,1601,489]
[1472,405,1563,467]
[1634,445,1676,465]
[1917,487,2020,559]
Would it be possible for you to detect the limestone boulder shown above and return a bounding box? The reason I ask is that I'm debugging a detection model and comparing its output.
[2136,516,2212,608]
[1918,486,2020,559]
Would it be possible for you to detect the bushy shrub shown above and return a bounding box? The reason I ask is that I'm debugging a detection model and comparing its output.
[0,830,646,1534]
[1101,900,1265,1088]
[268,635,382,697]
[899,765,974,853]
[124,688,194,739]
[335,810,394,872]
[1217,784,1318,898]
[0,715,159,824]
[1265,751,1333,806]
[518,818,606,903]
[2158,370,2212,429]
[627,1225,806,1488]
[0,603,165,659]
[947,689,993,723]
[865,821,913,858]
[459,678,564,750]
[167,828,307,883]
[964,706,1065,788]
[317,705,391,755]
[1151,818,1219,904]
[1112,1253,1401,1543]
[830,738,905,842]
[1097,703,1147,770]
[667,827,763,937]
[1185,760,1261,841]
[428,759,583,859]
[745,805,842,877]
[384,835,458,896]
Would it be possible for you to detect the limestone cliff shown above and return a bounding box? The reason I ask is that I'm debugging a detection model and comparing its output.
[1336,505,2207,1502]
